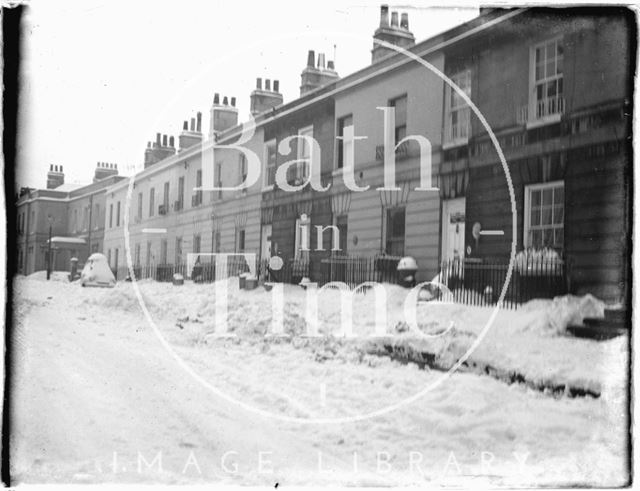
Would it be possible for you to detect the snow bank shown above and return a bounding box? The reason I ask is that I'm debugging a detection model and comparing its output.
[26,271,69,282]
[14,275,626,400]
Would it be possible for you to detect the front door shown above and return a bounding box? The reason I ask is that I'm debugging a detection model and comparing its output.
[441,198,466,261]
[261,224,272,260]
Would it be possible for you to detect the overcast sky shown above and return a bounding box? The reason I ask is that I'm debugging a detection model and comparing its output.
[17,1,479,189]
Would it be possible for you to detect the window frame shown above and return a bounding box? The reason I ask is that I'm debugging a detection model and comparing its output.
[336,114,354,171]
[389,94,408,147]
[523,180,564,251]
[384,206,406,257]
[137,191,143,220]
[263,139,277,190]
[527,36,564,127]
[443,69,471,148]
[177,176,185,210]
[149,187,155,217]
[295,125,314,183]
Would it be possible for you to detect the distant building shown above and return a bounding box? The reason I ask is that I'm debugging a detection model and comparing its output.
[16,163,124,275]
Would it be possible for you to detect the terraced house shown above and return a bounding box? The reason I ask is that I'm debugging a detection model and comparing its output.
[50,6,631,307]
[101,97,266,278]
[436,8,633,303]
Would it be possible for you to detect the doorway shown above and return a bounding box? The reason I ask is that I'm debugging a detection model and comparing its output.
[441,198,466,261]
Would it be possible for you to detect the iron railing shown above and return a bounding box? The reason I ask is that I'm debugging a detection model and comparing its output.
[319,254,401,287]
[439,257,567,309]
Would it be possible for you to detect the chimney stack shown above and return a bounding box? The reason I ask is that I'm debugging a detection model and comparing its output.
[145,130,177,168]
[400,12,409,29]
[300,49,340,96]
[214,93,220,104]
[371,5,415,64]
[380,4,389,26]
[250,75,284,116]
[210,92,239,137]
[46,163,65,189]
[169,135,175,147]
[93,160,119,182]
[178,112,203,151]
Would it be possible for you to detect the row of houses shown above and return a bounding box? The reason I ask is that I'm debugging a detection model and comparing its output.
[17,6,633,304]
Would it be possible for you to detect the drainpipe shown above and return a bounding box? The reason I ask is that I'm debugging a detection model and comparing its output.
[87,194,93,260]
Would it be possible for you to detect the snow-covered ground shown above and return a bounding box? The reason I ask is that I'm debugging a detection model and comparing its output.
[10,274,630,486]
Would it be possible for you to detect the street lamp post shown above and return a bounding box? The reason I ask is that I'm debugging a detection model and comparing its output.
[46,215,54,280]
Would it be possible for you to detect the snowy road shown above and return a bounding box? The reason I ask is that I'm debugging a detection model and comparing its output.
[10,276,629,486]
[10,285,345,485]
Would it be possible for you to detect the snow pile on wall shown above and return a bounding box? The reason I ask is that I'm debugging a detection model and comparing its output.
[547,294,605,334]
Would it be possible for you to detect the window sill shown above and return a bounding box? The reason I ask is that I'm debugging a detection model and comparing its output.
[525,114,562,130]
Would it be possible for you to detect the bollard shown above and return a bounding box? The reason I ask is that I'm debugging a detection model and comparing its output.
[69,257,79,281]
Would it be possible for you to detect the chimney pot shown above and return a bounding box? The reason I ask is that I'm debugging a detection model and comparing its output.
[391,11,398,27]
[400,12,409,29]
[169,136,175,147]
[60,165,63,172]
[307,50,315,68]
[327,60,335,70]
[190,118,195,131]
[223,96,228,105]
[273,80,280,92]
[163,134,168,147]
[256,77,262,90]
[183,121,188,131]
[380,5,389,27]
[214,93,220,105]
[55,165,58,172]
[265,79,271,91]
[196,112,202,132]
[115,164,118,169]
[231,96,236,107]
[156,133,161,144]
[318,53,326,69]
